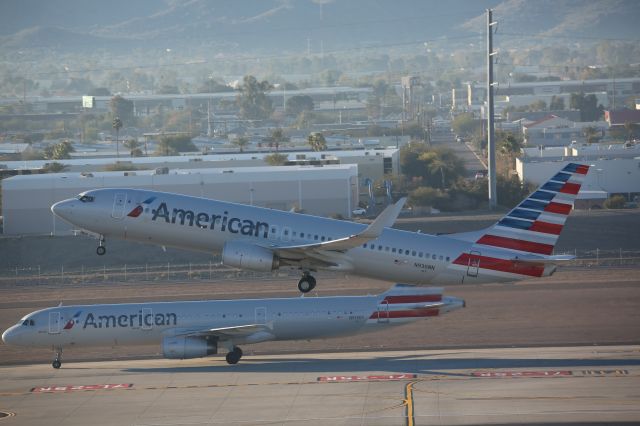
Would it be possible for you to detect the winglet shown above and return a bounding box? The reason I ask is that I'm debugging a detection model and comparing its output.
[360,197,406,238]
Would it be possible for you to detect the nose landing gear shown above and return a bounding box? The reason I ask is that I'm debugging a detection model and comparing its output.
[52,348,62,369]
[96,236,106,256]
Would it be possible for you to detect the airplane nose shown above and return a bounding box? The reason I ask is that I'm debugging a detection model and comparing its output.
[51,199,75,221]
[2,325,19,345]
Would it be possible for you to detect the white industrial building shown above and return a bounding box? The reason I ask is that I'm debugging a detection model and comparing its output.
[1,148,399,184]
[2,164,359,236]
[516,155,640,207]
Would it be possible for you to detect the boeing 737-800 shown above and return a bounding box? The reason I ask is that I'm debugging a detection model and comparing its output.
[2,285,464,368]
[51,163,590,293]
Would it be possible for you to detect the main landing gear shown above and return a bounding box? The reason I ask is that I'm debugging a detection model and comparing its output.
[225,346,243,365]
[52,347,62,369]
[297,272,316,293]
[96,236,106,256]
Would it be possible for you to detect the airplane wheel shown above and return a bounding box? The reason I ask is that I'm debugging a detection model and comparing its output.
[226,351,240,365]
[233,346,243,359]
[96,246,106,256]
[297,276,316,293]
[52,360,61,369]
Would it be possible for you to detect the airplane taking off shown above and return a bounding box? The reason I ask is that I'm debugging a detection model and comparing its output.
[2,285,464,368]
[51,163,590,293]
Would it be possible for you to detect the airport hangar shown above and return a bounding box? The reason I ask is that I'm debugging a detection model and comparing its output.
[1,164,359,236]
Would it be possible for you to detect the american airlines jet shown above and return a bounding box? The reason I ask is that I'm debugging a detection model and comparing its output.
[51,163,590,293]
[2,285,464,368]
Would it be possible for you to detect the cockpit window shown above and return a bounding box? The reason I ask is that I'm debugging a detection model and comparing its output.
[77,194,95,203]
[22,319,35,326]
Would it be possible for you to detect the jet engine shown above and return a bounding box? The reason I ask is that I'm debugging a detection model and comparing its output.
[162,336,218,359]
[222,241,280,272]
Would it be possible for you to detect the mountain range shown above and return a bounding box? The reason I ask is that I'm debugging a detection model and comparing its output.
[0,0,637,53]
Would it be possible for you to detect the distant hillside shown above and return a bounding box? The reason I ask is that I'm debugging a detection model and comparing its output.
[459,0,640,40]
[0,0,499,53]
[0,0,636,54]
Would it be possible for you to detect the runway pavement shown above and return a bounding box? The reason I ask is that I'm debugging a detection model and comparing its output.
[0,345,638,425]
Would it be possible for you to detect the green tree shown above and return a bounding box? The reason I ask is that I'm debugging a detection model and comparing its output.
[419,148,466,189]
[307,132,327,151]
[109,96,134,127]
[43,141,74,160]
[285,95,314,116]
[122,139,143,157]
[549,96,565,110]
[264,153,288,166]
[269,128,288,151]
[236,76,273,120]
[570,93,604,121]
[112,117,123,158]
[452,113,481,137]
[232,136,250,153]
[155,135,197,156]
[42,162,69,173]
[408,187,448,209]
[583,126,601,144]
[604,195,626,209]
[529,99,547,111]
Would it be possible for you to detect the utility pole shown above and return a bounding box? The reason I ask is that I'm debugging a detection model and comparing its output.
[487,9,497,209]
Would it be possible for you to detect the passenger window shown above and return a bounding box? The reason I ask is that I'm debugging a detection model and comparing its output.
[314,235,318,240]
[432,254,436,260]
[370,245,375,250]
[412,250,416,256]
[405,249,410,255]
[321,236,325,241]
[439,255,443,260]
[363,243,367,248]
[300,232,304,238]
[446,256,450,261]
[419,252,423,258]
[392,248,396,253]
[378,245,382,250]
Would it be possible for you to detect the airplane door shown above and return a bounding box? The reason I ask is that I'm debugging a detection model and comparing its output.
[377,301,389,324]
[255,307,267,325]
[48,312,61,334]
[466,250,481,277]
[111,192,127,220]
[142,308,153,330]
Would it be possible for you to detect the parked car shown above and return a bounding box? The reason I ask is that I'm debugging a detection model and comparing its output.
[352,207,367,215]
[474,170,487,180]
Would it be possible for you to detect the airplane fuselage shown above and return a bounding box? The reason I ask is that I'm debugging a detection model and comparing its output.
[52,188,514,286]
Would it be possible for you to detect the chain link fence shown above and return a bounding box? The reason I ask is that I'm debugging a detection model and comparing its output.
[1,249,639,287]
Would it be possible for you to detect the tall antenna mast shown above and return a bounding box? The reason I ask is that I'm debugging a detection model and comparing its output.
[487,9,498,209]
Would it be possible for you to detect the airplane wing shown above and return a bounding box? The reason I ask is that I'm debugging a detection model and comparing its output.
[268,198,406,268]
[172,324,275,341]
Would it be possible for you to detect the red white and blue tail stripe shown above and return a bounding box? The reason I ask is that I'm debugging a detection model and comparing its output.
[475,163,589,256]
[368,284,464,323]
[450,163,590,279]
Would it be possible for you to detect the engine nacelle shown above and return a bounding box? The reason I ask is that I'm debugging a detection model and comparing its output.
[162,336,218,359]
[222,241,280,272]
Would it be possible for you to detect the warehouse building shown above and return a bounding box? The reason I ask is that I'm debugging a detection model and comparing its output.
[2,164,358,236]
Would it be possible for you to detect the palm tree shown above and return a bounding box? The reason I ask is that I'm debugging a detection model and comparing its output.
[232,136,249,153]
[307,132,327,151]
[112,117,123,158]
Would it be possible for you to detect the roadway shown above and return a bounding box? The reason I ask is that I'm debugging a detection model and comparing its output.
[0,346,638,425]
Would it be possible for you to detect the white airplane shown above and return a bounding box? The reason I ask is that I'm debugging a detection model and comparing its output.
[2,284,464,368]
[51,163,590,293]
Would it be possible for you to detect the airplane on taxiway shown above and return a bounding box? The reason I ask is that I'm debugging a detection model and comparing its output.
[51,163,590,293]
[2,284,464,368]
